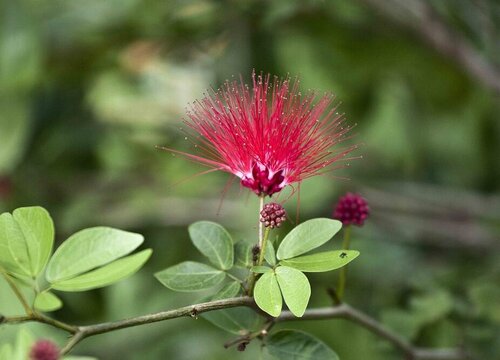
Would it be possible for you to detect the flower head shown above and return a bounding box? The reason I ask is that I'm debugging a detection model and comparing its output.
[333,192,369,226]
[29,340,59,360]
[260,202,287,228]
[163,72,355,197]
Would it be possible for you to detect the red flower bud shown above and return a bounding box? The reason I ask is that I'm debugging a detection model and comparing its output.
[333,193,369,226]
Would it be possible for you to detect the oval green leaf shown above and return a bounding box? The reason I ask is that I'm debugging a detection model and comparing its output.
[276,218,342,260]
[155,261,225,292]
[279,250,360,272]
[254,271,282,317]
[203,306,264,335]
[34,291,62,312]
[51,249,152,292]
[12,207,54,277]
[46,227,144,283]
[0,207,54,277]
[265,241,276,266]
[201,281,265,334]
[188,221,233,270]
[0,344,12,360]
[212,281,241,300]
[275,266,311,317]
[234,241,253,268]
[0,212,28,275]
[266,329,339,360]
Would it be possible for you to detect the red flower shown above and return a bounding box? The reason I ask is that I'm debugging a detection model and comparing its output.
[162,72,356,197]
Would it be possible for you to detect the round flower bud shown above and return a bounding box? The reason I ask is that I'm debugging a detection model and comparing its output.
[333,192,369,226]
[30,340,59,360]
[260,203,287,229]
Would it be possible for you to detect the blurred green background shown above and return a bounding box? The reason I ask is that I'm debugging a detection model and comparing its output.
[1,0,499,359]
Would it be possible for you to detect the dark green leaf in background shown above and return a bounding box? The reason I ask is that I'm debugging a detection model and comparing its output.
[201,281,265,334]
[234,241,253,268]
[266,329,339,360]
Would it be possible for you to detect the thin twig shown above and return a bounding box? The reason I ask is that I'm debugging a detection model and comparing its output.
[33,312,78,334]
[60,331,86,355]
[277,304,467,360]
[1,272,32,315]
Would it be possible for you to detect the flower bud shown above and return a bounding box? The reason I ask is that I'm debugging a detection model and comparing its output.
[30,340,59,360]
[333,192,369,226]
[260,203,287,229]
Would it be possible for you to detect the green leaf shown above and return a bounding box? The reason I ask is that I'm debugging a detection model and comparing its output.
[0,207,54,277]
[13,328,34,360]
[188,221,233,270]
[275,266,310,317]
[266,330,339,360]
[46,227,144,283]
[0,344,13,360]
[13,207,54,276]
[51,249,152,292]
[254,271,282,317]
[34,290,62,312]
[469,283,500,322]
[280,250,360,272]
[155,261,225,292]
[410,290,453,324]
[201,281,265,334]
[381,309,421,340]
[251,266,272,273]
[234,241,253,268]
[277,218,342,260]
[0,212,26,275]
[265,241,276,266]
[211,281,241,300]
[202,306,263,335]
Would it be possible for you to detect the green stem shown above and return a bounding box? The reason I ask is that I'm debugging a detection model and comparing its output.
[257,228,270,265]
[257,196,265,248]
[1,271,32,315]
[337,225,351,300]
[247,196,266,295]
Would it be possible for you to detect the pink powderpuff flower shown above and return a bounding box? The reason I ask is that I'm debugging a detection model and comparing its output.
[161,72,357,197]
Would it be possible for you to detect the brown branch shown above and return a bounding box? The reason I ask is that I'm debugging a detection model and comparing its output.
[2,297,468,359]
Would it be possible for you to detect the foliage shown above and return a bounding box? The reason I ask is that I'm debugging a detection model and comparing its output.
[0,0,499,358]
[0,206,152,312]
